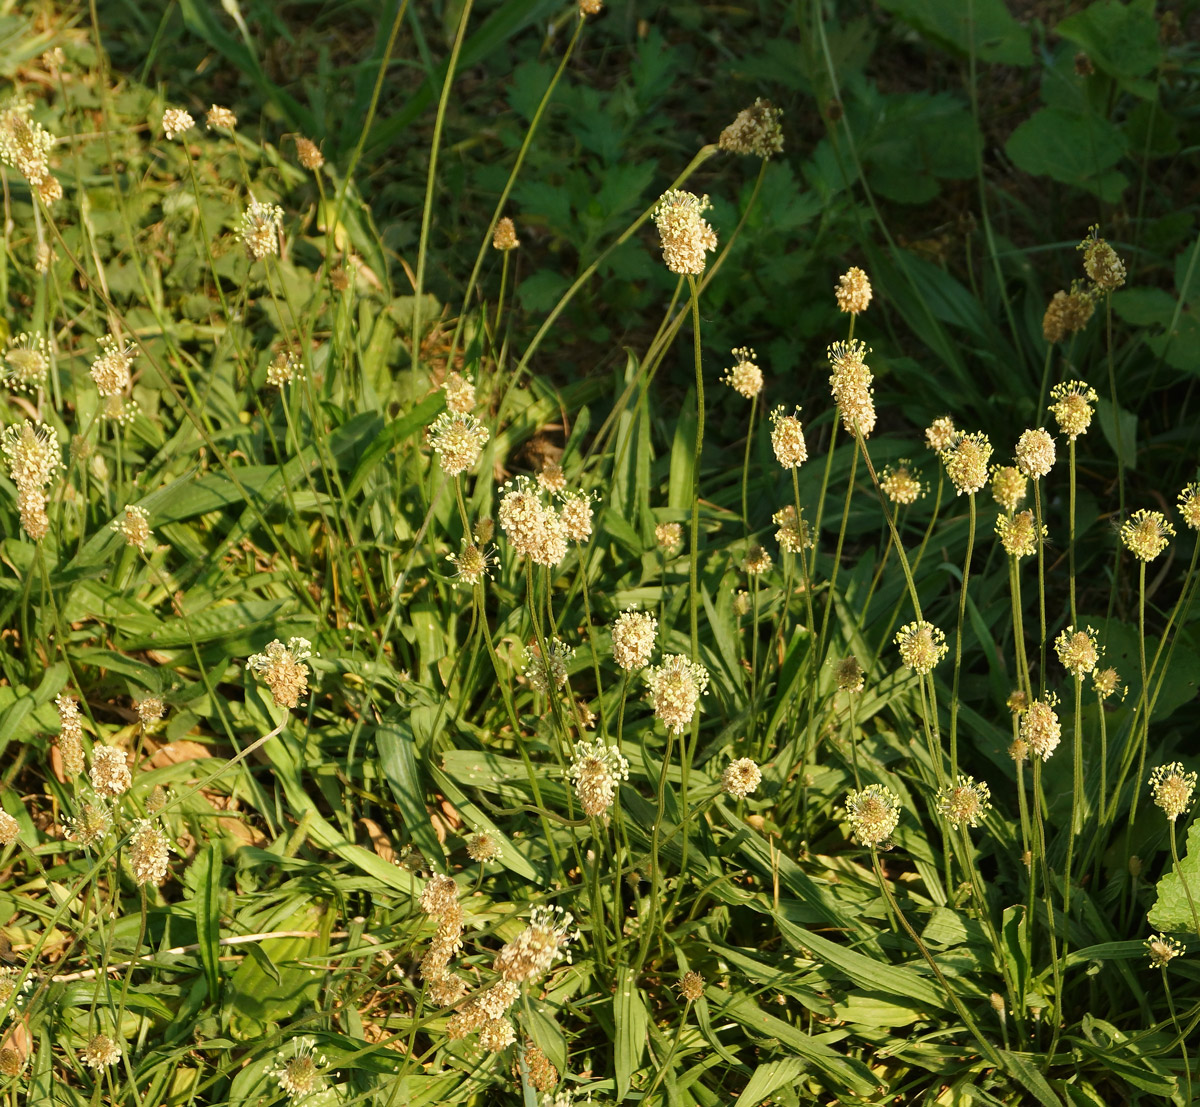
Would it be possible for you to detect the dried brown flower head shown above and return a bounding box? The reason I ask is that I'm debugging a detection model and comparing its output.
[514,1041,558,1092]
[677,970,705,1001]
[0,809,19,845]
[1079,226,1126,291]
[294,136,324,170]
[1007,689,1029,715]
[835,655,865,693]
[579,0,603,14]
[653,189,717,275]
[1042,287,1095,343]
[718,98,784,159]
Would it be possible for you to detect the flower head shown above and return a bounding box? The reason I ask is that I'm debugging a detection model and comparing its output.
[427,412,489,476]
[239,199,284,261]
[652,190,717,275]
[447,543,493,586]
[721,757,761,798]
[3,332,50,392]
[538,461,566,493]
[1093,667,1122,700]
[579,0,603,15]
[465,828,502,864]
[205,104,237,130]
[1042,286,1095,344]
[895,621,948,675]
[514,1042,558,1092]
[1121,510,1174,562]
[90,746,131,798]
[723,347,763,399]
[247,637,313,709]
[936,775,992,828]
[2,420,60,539]
[742,544,772,575]
[525,638,574,696]
[494,905,577,983]
[90,335,134,397]
[1055,626,1100,678]
[834,267,872,315]
[499,475,568,566]
[1015,428,1056,479]
[568,739,630,818]
[835,655,865,693]
[828,339,876,437]
[611,606,657,671]
[128,819,171,886]
[559,489,596,542]
[1020,695,1061,760]
[678,970,705,1001]
[112,505,153,551]
[990,465,1027,513]
[270,1037,328,1099]
[1146,933,1185,968]
[941,431,992,496]
[646,655,709,734]
[772,504,812,552]
[718,98,784,159]
[81,1034,122,1069]
[655,521,684,556]
[1079,225,1125,291]
[880,461,925,505]
[844,784,900,847]
[0,810,18,846]
[442,371,475,414]
[267,349,299,388]
[1149,763,1197,821]
[294,136,324,170]
[162,108,195,140]
[1177,483,1200,531]
[493,217,519,251]
[56,693,84,777]
[925,416,956,452]
[0,101,54,185]
[769,406,807,467]
[996,509,1043,559]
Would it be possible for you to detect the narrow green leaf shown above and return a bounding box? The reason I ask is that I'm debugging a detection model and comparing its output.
[614,967,649,1098]
[376,722,446,868]
[193,841,223,1001]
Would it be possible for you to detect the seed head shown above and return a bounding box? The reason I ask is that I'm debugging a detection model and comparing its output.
[162,108,195,140]
[895,621,948,675]
[514,1042,558,1092]
[611,606,657,671]
[559,489,596,542]
[936,775,992,828]
[270,1037,327,1099]
[90,335,134,397]
[1015,428,1056,479]
[1042,287,1095,343]
[446,543,493,586]
[0,809,19,845]
[0,101,54,185]
[769,406,807,467]
[112,505,153,551]
[474,517,495,544]
[844,784,900,847]
[81,1034,122,1069]
[646,655,709,734]
[1020,695,1061,760]
[880,461,924,505]
[772,504,812,552]
[941,431,993,496]
[925,415,956,452]
[246,637,313,709]
[742,544,772,575]
[90,745,131,798]
[266,349,299,388]
[834,266,872,315]
[1121,509,1174,562]
[721,757,762,798]
[718,98,784,158]
[3,332,51,392]
[655,521,683,555]
[239,199,284,261]
[494,905,577,983]
[428,412,489,476]
[1145,933,1185,968]
[652,189,717,275]
[1177,483,1200,531]
[723,347,763,399]
[465,827,502,863]
[525,638,574,695]
[1149,763,1197,821]
[996,509,1044,559]
[678,970,705,1001]
[0,1048,22,1077]
[990,465,1027,513]
[205,105,237,130]
[835,655,865,693]
[128,819,171,886]
[1079,226,1125,291]
[1055,626,1100,678]
[294,136,324,170]
[492,217,519,251]
[568,739,630,818]
[1093,667,1122,700]
[828,339,876,438]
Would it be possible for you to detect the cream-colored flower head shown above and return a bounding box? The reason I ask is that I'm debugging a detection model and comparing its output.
[90,746,131,798]
[537,461,566,493]
[579,0,603,15]
[742,544,772,575]
[2,419,61,540]
[936,775,992,828]
[499,475,568,566]
[828,339,876,437]
[721,757,761,798]
[678,970,705,1001]
[128,819,171,886]
[442,371,475,414]
[465,827,502,863]
[446,542,493,586]
[294,136,324,170]
[0,809,19,845]
[247,637,313,709]
[880,461,924,505]
[996,509,1043,559]
[1055,625,1100,678]
[772,504,812,552]
[925,415,956,452]
[162,108,195,140]
[3,332,50,392]
[1042,285,1095,344]
[1177,483,1200,530]
[1048,380,1098,441]
[1148,762,1196,821]
[428,412,489,476]
[1020,695,1061,760]
[723,347,763,399]
[834,266,872,315]
[1121,509,1174,562]
[844,784,900,847]
[112,505,153,551]
[990,464,1027,513]
[568,739,630,818]
[525,638,574,696]
[63,802,111,849]
[718,98,784,159]
[418,873,459,916]
[834,655,865,693]
[492,216,519,251]
[559,489,596,542]
[239,199,284,261]
[266,349,298,388]
[1015,428,1056,479]
[941,431,992,496]
[655,521,683,556]
[1007,689,1029,716]
[81,1034,122,1069]
[1145,933,1185,968]
[270,1037,327,1099]
[733,589,751,617]
[205,105,237,130]
[493,905,577,983]
[56,693,85,777]
[611,606,657,671]
[137,697,165,727]
[894,621,948,675]
[1078,225,1125,291]
[652,189,717,275]
[769,406,807,467]
[90,335,134,397]
[1093,667,1122,700]
[0,101,55,185]
[646,654,709,734]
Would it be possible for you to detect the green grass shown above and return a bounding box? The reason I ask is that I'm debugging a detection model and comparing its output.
[1,0,1200,1104]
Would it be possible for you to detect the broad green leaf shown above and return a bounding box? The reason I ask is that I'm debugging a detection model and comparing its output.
[1005,109,1128,201]
[1148,817,1200,933]
[733,1059,806,1107]
[1055,0,1161,80]
[876,0,1031,65]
